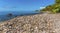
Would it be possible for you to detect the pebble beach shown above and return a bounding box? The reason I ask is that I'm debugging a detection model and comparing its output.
[0,13,60,33]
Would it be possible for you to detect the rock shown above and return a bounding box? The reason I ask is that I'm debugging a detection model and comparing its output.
[0,13,60,33]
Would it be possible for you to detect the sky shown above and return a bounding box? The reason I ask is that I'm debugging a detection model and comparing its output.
[0,0,55,11]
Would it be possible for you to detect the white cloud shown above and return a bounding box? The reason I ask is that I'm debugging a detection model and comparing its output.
[40,7,45,9]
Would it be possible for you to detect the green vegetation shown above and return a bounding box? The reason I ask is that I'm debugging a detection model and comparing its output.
[40,0,60,13]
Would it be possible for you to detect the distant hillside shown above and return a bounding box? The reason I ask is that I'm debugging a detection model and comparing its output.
[0,13,60,33]
[40,0,60,13]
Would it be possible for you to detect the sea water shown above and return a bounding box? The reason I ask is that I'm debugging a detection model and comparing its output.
[0,11,39,21]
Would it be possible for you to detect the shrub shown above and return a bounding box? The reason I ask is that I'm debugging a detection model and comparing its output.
[40,0,60,14]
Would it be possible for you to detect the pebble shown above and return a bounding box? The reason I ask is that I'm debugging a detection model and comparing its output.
[0,14,60,33]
